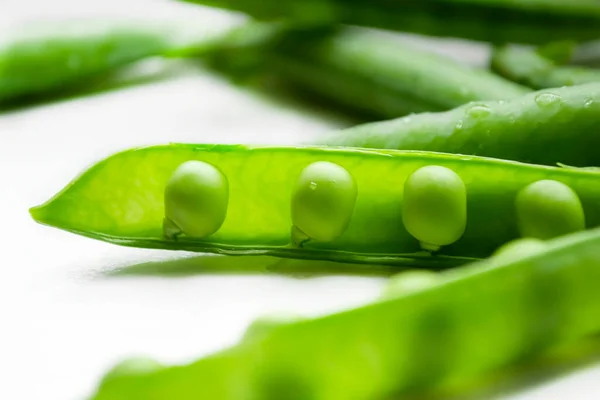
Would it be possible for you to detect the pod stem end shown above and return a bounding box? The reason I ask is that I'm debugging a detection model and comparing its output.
[291,225,311,248]
[163,217,182,240]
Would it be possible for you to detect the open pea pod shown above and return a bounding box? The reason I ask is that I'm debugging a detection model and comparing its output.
[91,226,600,399]
[29,144,600,268]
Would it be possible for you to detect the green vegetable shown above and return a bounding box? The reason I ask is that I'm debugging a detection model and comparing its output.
[199,22,529,120]
[491,44,600,89]
[380,270,440,299]
[242,314,304,342]
[29,144,600,268]
[163,160,229,239]
[313,83,600,167]
[402,166,467,252]
[570,40,600,67]
[515,180,586,240]
[90,226,600,400]
[291,161,357,245]
[492,237,547,263]
[0,21,175,104]
[180,0,600,44]
[99,356,163,386]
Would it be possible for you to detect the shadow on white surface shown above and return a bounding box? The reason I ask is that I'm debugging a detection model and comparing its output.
[102,253,400,278]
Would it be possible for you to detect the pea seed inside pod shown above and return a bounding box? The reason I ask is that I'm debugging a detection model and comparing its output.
[163,160,229,239]
[515,179,585,240]
[291,161,357,244]
[402,165,467,252]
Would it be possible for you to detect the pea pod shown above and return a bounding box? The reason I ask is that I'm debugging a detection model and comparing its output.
[180,0,600,44]
[90,226,600,400]
[492,238,547,263]
[198,22,529,120]
[0,21,180,104]
[491,44,600,89]
[570,40,600,67]
[312,83,600,167]
[29,144,600,268]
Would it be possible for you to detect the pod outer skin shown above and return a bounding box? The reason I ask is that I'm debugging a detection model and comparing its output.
[491,44,600,89]
[91,226,600,400]
[313,83,600,168]
[0,24,172,103]
[200,23,529,120]
[29,144,600,267]
[180,0,600,44]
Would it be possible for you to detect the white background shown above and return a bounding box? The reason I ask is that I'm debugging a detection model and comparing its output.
[1,1,599,399]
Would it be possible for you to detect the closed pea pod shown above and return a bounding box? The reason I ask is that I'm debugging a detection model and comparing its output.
[242,313,303,342]
[379,270,440,300]
[402,165,467,252]
[492,237,547,263]
[515,179,585,240]
[291,161,357,245]
[163,160,229,239]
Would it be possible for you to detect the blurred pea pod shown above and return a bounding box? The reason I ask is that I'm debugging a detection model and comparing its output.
[90,226,600,400]
[180,0,600,44]
[0,19,227,105]
[188,22,529,120]
[491,43,600,89]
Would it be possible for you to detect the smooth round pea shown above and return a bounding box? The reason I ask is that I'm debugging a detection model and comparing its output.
[402,165,467,251]
[380,270,440,300]
[492,237,547,263]
[163,160,229,239]
[291,161,357,243]
[515,179,585,240]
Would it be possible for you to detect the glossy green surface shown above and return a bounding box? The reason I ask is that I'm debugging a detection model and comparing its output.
[181,0,600,44]
[314,83,600,167]
[29,144,600,267]
[0,23,172,103]
[402,165,467,251]
[491,44,600,89]
[164,160,229,239]
[515,180,586,240]
[291,161,357,243]
[380,270,441,299]
[90,226,600,400]
[201,23,529,119]
[491,237,548,263]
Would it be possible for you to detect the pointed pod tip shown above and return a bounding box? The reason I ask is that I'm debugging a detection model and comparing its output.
[28,204,46,223]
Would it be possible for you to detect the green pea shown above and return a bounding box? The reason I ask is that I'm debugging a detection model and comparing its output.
[163,160,229,239]
[402,165,467,251]
[515,179,585,240]
[492,237,547,263]
[291,161,357,244]
[380,270,440,300]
